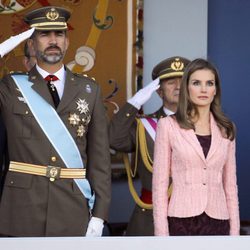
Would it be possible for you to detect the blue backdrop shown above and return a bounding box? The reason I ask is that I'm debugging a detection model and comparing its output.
[208,0,250,220]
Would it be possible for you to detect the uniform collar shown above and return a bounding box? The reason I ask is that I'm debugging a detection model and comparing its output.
[35,64,66,82]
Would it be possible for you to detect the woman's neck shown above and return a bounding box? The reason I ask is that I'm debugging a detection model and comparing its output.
[192,107,211,135]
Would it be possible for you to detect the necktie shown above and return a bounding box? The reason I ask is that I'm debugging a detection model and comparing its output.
[45,75,60,108]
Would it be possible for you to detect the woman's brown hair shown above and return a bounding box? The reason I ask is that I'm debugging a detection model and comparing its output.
[176,58,235,140]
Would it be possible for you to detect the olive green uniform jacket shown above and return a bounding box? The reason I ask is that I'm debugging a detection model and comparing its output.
[0,66,111,236]
[109,102,166,236]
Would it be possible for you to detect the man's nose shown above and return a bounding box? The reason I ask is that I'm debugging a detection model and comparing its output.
[48,33,57,45]
[176,79,181,89]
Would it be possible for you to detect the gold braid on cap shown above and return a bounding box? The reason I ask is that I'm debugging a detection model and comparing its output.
[158,58,185,80]
[30,22,67,30]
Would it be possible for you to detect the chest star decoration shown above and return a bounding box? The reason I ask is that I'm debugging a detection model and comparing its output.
[76,98,89,114]
[68,113,81,126]
[77,125,85,137]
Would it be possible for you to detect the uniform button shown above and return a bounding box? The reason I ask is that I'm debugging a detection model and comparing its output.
[10,181,14,185]
[142,208,145,212]
[126,113,130,117]
[51,156,57,162]
[25,111,29,114]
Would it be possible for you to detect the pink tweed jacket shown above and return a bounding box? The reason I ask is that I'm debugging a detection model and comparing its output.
[152,114,240,236]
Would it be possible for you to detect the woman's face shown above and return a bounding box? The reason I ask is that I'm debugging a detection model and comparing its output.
[188,69,216,109]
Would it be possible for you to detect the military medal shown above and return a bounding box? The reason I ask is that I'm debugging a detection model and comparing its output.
[76,98,89,114]
[68,99,91,137]
[82,115,91,125]
[77,125,85,137]
[68,113,81,126]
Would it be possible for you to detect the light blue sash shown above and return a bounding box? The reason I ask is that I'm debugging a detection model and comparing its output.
[11,75,95,210]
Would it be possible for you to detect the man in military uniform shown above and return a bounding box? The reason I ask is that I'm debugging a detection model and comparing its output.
[0,116,6,197]
[109,56,190,236]
[23,40,37,71]
[0,6,111,237]
[0,37,37,199]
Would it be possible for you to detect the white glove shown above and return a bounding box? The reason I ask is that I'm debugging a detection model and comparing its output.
[85,217,104,237]
[0,28,35,58]
[128,78,160,109]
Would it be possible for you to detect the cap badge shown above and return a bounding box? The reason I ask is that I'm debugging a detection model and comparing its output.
[171,58,184,71]
[46,8,60,21]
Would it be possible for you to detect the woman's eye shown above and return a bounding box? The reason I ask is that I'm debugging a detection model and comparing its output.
[207,81,215,86]
[192,81,199,86]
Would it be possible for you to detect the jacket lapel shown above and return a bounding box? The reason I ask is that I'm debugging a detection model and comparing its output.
[29,66,54,107]
[178,113,223,163]
[28,67,84,112]
[56,68,81,113]
[206,113,223,161]
[178,123,206,163]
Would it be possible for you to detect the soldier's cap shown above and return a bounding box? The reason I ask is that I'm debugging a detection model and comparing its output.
[24,6,71,31]
[152,56,190,81]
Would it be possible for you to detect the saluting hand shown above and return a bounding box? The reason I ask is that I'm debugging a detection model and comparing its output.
[127,77,160,109]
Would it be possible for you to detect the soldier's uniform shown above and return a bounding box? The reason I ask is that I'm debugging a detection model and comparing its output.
[0,115,7,196]
[0,7,111,236]
[109,57,190,236]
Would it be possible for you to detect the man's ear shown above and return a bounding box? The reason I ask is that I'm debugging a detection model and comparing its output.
[27,39,35,53]
[65,36,69,50]
[156,87,163,99]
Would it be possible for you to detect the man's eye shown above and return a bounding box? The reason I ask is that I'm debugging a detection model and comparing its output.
[56,32,64,37]
[168,81,175,85]
[40,32,48,36]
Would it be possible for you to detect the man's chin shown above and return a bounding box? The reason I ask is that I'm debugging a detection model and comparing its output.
[43,55,62,64]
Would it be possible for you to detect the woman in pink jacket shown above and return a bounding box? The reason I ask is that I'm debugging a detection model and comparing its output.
[153,58,240,236]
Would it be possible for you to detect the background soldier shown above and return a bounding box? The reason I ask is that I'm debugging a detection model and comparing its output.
[23,40,37,72]
[109,56,190,236]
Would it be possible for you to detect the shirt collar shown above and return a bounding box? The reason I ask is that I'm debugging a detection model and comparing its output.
[163,107,175,116]
[36,64,65,81]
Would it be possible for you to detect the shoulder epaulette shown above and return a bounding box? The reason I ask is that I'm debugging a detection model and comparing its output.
[74,73,96,82]
[10,71,27,75]
[136,113,157,119]
[136,113,149,118]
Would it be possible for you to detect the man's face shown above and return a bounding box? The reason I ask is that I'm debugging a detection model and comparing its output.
[31,30,69,65]
[157,77,182,109]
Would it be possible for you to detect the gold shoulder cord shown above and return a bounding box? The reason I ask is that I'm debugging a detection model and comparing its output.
[122,118,152,209]
[123,118,172,210]
[123,153,153,210]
